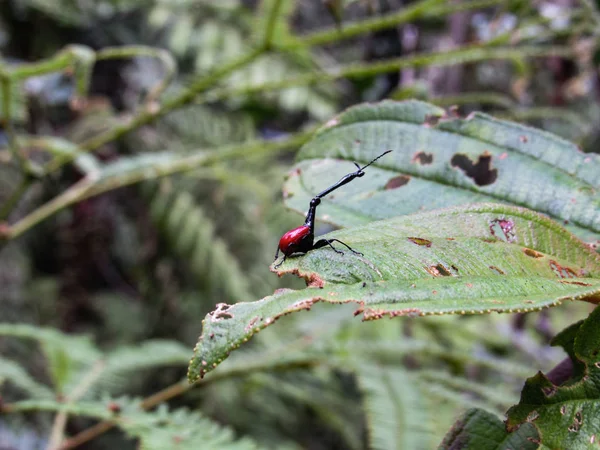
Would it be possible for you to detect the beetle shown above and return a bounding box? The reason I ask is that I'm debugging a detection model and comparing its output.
[273,150,392,268]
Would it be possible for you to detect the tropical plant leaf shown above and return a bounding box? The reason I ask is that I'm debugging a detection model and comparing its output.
[356,364,437,450]
[146,182,252,303]
[0,323,100,395]
[505,305,600,448]
[85,340,191,397]
[0,356,54,399]
[188,203,600,381]
[439,408,539,450]
[10,397,260,450]
[282,100,600,243]
[120,404,260,450]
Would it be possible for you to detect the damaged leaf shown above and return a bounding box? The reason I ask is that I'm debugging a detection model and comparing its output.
[188,204,600,381]
[504,304,600,448]
[283,100,600,244]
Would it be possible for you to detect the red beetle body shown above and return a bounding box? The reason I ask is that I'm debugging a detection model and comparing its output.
[278,225,312,256]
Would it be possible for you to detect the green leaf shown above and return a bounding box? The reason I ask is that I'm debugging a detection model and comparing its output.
[188,204,600,381]
[439,408,539,450]
[10,397,260,450]
[357,365,437,450]
[120,404,260,450]
[0,323,100,394]
[0,356,54,399]
[505,305,600,449]
[86,340,191,397]
[282,100,600,242]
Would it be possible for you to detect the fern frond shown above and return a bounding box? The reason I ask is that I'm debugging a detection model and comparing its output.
[356,364,437,450]
[417,370,517,413]
[0,356,53,399]
[10,397,261,450]
[0,324,100,395]
[122,404,260,450]
[86,340,190,397]
[147,182,252,303]
[155,104,256,149]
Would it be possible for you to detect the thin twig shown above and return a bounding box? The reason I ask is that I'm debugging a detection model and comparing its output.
[78,47,264,154]
[262,0,285,50]
[281,0,502,49]
[0,176,31,221]
[1,76,28,174]
[58,356,320,449]
[48,361,107,450]
[2,130,312,240]
[200,45,573,104]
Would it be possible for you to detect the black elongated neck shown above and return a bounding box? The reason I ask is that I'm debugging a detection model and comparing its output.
[304,198,320,233]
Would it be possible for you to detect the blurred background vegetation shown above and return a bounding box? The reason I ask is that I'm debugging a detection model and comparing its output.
[1,0,599,449]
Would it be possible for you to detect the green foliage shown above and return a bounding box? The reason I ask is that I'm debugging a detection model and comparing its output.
[441,304,600,449]
[439,408,539,450]
[188,203,600,380]
[147,182,252,302]
[283,100,600,242]
[505,305,600,448]
[0,356,54,399]
[356,364,437,450]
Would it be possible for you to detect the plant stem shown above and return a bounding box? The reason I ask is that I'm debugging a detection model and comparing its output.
[79,47,264,154]
[1,77,28,174]
[0,176,31,221]
[58,356,320,449]
[262,0,285,50]
[282,0,503,49]
[96,46,176,101]
[201,45,572,103]
[48,361,106,450]
[2,130,313,240]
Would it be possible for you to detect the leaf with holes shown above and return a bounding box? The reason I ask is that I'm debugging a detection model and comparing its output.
[282,100,600,246]
[188,203,600,381]
[439,409,539,450]
[505,305,600,449]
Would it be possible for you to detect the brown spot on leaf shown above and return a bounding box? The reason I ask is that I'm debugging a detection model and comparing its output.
[426,264,453,277]
[211,303,234,321]
[559,280,592,286]
[489,265,505,275]
[527,410,540,422]
[423,114,442,127]
[524,248,544,258]
[245,316,261,332]
[291,298,317,311]
[520,135,529,143]
[361,307,422,321]
[385,175,411,189]
[451,151,498,186]
[569,410,583,432]
[489,218,516,243]
[542,386,557,397]
[408,237,432,247]
[549,260,577,279]
[412,151,433,165]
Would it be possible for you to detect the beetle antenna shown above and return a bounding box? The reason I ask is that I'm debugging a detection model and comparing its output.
[359,150,392,172]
